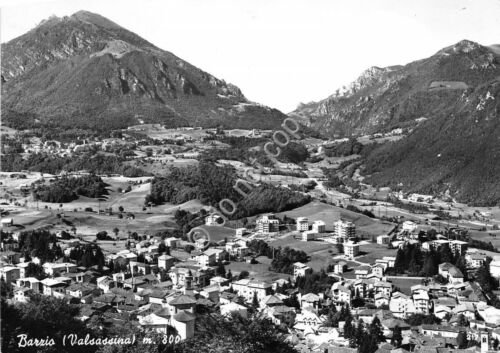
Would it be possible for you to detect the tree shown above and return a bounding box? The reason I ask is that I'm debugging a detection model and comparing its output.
[344,316,354,341]
[118,205,124,213]
[112,227,119,239]
[238,270,249,279]
[457,331,468,349]
[391,325,403,348]
[216,264,226,277]
[369,316,385,343]
[252,291,259,307]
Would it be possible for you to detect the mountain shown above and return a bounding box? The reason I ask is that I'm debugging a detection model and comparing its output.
[1,11,286,133]
[292,40,500,206]
[290,40,500,136]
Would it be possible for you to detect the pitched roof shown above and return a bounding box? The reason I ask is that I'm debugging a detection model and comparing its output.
[173,310,196,322]
[168,295,197,306]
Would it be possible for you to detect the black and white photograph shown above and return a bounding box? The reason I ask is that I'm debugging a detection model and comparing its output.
[1,0,500,352]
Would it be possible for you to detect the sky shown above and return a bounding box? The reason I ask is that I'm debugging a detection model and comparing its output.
[1,0,500,112]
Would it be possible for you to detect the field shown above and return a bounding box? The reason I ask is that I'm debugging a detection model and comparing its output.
[226,256,289,282]
[275,200,395,237]
[269,234,339,271]
[356,243,397,264]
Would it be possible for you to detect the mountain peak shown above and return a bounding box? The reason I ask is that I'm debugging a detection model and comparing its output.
[1,11,287,132]
[70,10,123,30]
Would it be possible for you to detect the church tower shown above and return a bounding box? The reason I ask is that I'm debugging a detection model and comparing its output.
[480,330,489,352]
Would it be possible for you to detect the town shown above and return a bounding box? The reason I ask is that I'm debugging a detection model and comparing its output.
[2,4,500,353]
[2,155,500,353]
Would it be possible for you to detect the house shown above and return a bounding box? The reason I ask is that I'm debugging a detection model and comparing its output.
[490,256,500,278]
[67,283,96,298]
[42,262,78,276]
[164,237,180,249]
[433,305,452,320]
[332,285,351,304]
[452,303,476,321]
[334,261,347,274]
[375,293,390,307]
[296,217,309,232]
[373,281,392,297]
[260,294,284,309]
[377,235,391,245]
[41,278,69,298]
[353,279,369,298]
[293,262,312,280]
[264,305,296,327]
[420,324,463,339]
[96,276,114,293]
[294,310,325,331]
[312,221,326,233]
[448,267,464,284]
[371,264,385,278]
[16,277,41,293]
[199,284,220,303]
[138,308,195,340]
[205,214,223,226]
[466,252,488,269]
[1,251,21,264]
[344,242,360,259]
[158,255,175,271]
[402,221,417,233]
[302,230,317,241]
[382,256,396,268]
[169,266,213,288]
[256,214,280,233]
[300,293,320,310]
[1,218,13,227]
[413,290,430,314]
[231,279,272,303]
[355,266,370,279]
[0,266,20,284]
[235,228,247,237]
[196,248,227,267]
[220,302,248,319]
[389,292,416,318]
[225,242,249,258]
[439,262,456,278]
[14,287,32,303]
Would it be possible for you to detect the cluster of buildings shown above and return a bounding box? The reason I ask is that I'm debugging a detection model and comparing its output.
[3,209,500,353]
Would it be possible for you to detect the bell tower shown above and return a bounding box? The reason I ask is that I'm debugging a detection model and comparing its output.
[480,330,489,352]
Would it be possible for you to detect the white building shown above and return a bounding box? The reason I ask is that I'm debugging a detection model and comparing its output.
[302,230,317,242]
[220,302,248,319]
[390,292,416,318]
[296,217,309,232]
[490,256,500,278]
[235,228,247,237]
[334,220,356,239]
[377,235,391,245]
[402,221,418,233]
[344,242,360,259]
[312,220,326,233]
[231,279,272,302]
[293,262,312,280]
[256,214,280,234]
[205,214,223,226]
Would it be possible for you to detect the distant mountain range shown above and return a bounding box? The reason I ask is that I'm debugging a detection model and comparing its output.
[1,11,286,132]
[292,40,500,206]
